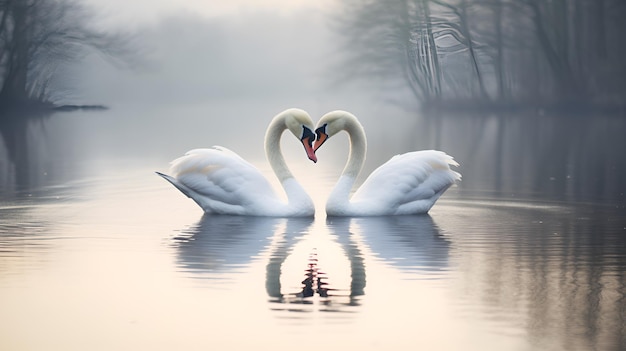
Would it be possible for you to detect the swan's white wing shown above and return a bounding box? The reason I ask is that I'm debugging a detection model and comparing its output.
[351,150,460,215]
[164,147,280,215]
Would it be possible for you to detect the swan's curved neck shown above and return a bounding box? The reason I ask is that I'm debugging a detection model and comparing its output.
[342,119,367,179]
[265,116,293,183]
[260,113,314,216]
[328,116,367,208]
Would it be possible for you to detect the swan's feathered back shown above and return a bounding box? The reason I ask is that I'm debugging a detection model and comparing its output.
[351,150,460,215]
[157,109,316,217]
[166,147,278,214]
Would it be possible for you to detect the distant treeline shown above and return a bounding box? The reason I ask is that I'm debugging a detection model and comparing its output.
[337,0,626,113]
[0,0,129,112]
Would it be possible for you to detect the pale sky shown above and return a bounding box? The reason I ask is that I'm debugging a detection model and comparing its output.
[70,0,354,107]
[81,0,337,25]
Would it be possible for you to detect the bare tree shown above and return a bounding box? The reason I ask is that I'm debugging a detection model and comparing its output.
[402,0,443,103]
[431,0,489,100]
[335,0,444,104]
[336,0,626,112]
[0,0,133,108]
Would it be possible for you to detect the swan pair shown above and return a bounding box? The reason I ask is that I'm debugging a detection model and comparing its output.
[157,108,461,217]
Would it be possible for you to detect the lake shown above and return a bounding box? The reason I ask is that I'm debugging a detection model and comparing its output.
[1,102,625,350]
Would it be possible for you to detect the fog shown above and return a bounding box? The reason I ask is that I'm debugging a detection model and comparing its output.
[50,4,421,175]
[1,0,625,203]
[1,4,626,350]
[63,5,412,154]
[73,10,340,105]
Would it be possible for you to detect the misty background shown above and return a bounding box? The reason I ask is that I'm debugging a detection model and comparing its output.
[2,4,626,350]
[1,0,625,202]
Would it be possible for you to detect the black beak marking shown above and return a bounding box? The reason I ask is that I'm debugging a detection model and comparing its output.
[301,126,315,147]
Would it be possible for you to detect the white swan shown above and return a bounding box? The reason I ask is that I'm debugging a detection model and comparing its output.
[156,108,317,217]
[313,110,461,216]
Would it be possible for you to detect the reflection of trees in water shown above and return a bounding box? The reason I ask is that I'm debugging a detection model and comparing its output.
[423,114,626,202]
[449,203,626,351]
[523,210,626,351]
[0,199,55,278]
[0,109,50,192]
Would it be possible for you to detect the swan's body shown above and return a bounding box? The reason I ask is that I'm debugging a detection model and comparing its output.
[314,111,461,216]
[157,108,317,217]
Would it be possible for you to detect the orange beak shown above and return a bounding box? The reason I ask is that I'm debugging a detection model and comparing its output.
[300,126,317,163]
[302,136,317,163]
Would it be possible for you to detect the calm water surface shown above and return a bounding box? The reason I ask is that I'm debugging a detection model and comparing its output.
[0,105,625,350]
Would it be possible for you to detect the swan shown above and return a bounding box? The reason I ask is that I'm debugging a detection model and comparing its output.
[313,110,461,216]
[156,108,317,217]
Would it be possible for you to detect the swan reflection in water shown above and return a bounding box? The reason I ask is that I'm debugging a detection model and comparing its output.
[172,214,450,311]
[345,215,451,277]
[264,217,366,311]
[172,215,310,277]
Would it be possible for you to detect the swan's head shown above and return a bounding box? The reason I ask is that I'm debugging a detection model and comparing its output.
[313,110,361,152]
[280,108,317,163]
